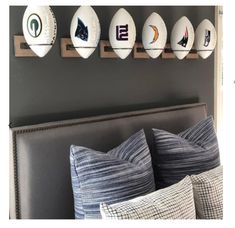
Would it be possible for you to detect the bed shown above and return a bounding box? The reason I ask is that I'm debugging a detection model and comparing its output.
[9,103,208,219]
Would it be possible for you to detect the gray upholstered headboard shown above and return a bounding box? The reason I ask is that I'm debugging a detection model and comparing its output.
[10,103,207,219]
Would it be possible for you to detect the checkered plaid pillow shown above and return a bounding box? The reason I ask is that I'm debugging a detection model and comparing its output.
[100,176,196,219]
[191,166,223,219]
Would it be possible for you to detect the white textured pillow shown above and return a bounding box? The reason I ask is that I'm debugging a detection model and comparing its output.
[100,176,196,219]
[191,166,223,219]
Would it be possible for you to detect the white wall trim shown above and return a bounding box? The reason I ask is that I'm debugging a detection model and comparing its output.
[214,5,223,133]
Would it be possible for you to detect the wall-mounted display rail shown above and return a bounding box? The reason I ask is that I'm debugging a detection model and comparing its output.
[14,35,199,59]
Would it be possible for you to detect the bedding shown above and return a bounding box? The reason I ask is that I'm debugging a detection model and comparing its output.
[191,166,223,219]
[70,129,155,219]
[10,103,209,219]
[152,116,220,189]
[100,175,196,219]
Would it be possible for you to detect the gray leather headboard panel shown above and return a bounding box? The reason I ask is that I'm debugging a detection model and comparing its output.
[10,103,207,219]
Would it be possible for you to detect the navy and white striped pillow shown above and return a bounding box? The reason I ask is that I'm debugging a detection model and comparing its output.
[152,116,220,189]
[70,129,155,219]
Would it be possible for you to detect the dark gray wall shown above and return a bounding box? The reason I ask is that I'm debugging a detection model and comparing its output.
[10,6,215,127]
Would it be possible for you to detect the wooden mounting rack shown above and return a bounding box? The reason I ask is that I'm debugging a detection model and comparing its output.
[60,38,81,58]
[14,35,199,59]
[100,40,119,58]
[185,47,199,59]
[14,35,37,57]
[133,43,150,59]
[100,41,199,59]
[161,43,176,59]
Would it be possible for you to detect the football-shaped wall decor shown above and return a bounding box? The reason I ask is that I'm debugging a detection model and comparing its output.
[70,6,101,59]
[22,6,57,57]
[170,16,194,60]
[109,8,136,59]
[142,12,167,59]
[195,19,217,59]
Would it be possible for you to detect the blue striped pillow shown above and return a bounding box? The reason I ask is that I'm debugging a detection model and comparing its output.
[70,129,155,219]
[152,116,220,189]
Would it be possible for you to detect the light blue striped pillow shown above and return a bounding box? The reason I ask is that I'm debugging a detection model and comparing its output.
[70,129,155,219]
[152,116,220,189]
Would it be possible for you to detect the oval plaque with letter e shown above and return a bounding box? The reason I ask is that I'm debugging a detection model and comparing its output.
[109,8,136,59]
[22,6,57,57]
